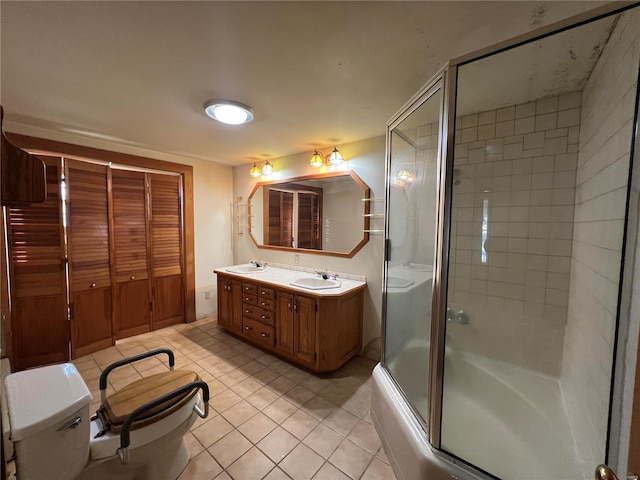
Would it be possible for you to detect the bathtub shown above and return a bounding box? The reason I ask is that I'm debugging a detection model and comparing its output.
[371,342,583,479]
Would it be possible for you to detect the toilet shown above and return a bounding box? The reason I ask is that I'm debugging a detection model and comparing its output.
[4,350,209,480]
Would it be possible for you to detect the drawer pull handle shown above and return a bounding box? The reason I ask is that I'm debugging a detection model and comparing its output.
[261,302,267,306]
[90,283,96,288]
[261,332,270,338]
[261,291,267,295]
[245,297,250,301]
[261,315,267,319]
[130,276,135,280]
[245,309,250,313]
[245,326,253,331]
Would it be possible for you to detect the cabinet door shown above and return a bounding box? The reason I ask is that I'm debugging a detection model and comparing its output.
[111,169,151,339]
[276,292,295,356]
[7,157,69,371]
[229,279,243,333]
[294,295,316,366]
[149,174,184,329]
[66,160,113,358]
[217,279,231,328]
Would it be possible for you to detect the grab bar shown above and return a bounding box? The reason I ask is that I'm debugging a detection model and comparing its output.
[99,348,175,404]
[116,380,210,464]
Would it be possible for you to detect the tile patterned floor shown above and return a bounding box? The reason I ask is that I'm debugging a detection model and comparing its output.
[74,317,397,480]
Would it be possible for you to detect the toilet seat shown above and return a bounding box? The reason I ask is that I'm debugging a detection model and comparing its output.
[95,370,201,435]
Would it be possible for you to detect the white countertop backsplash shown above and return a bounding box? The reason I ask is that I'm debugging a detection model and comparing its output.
[214,263,366,295]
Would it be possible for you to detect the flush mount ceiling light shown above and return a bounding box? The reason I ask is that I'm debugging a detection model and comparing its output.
[204,99,254,125]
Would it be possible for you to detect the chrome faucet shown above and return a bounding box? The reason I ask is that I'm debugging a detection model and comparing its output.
[316,270,329,280]
[251,259,264,268]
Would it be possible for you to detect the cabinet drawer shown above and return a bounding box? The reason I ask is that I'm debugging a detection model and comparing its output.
[256,298,275,311]
[242,318,275,347]
[242,283,257,295]
[243,294,257,305]
[242,306,274,326]
[257,287,275,301]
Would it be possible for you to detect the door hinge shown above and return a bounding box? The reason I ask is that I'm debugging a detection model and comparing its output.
[68,304,74,321]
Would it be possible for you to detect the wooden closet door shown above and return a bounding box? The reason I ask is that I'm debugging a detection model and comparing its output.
[149,174,184,329]
[7,156,68,371]
[111,169,151,339]
[66,160,113,358]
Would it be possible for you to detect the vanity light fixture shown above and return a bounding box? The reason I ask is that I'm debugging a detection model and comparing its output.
[397,169,412,181]
[310,147,345,168]
[249,163,262,178]
[310,150,324,168]
[261,160,274,176]
[328,147,344,166]
[204,99,254,125]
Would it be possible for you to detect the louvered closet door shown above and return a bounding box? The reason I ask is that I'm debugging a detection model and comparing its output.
[111,169,151,339]
[7,157,68,371]
[66,160,113,358]
[149,174,184,329]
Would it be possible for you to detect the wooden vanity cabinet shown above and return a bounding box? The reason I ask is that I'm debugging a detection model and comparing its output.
[216,272,364,372]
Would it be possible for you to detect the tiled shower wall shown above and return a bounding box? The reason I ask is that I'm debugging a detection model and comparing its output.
[448,92,582,375]
[561,10,640,474]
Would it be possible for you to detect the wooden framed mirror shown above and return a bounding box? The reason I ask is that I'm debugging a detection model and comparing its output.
[248,170,371,258]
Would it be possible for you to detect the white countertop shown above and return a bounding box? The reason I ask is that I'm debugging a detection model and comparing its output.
[214,264,367,296]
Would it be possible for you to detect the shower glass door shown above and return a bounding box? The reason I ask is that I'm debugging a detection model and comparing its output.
[383,81,442,424]
[439,10,640,479]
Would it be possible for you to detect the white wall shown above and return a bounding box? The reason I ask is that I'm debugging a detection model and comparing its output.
[561,9,640,474]
[232,136,386,359]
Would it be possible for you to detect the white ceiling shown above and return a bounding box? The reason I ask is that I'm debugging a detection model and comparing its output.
[0,1,612,167]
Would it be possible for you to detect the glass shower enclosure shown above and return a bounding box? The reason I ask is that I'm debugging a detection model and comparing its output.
[377,4,640,480]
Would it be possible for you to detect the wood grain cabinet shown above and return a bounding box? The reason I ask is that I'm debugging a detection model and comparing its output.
[216,272,364,372]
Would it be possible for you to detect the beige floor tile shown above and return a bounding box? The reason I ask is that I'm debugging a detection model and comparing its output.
[257,426,300,464]
[279,444,324,480]
[263,397,298,424]
[323,408,359,436]
[238,359,267,376]
[237,412,278,443]
[268,375,297,395]
[184,431,205,457]
[253,367,280,385]
[347,419,382,454]
[178,451,222,480]
[312,462,351,480]
[342,393,371,418]
[210,389,242,412]
[301,396,336,421]
[221,399,259,427]
[299,375,332,394]
[329,439,373,480]
[233,377,263,397]
[207,430,252,468]
[246,386,280,410]
[303,423,343,459]
[192,415,234,448]
[218,368,249,387]
[213,471,232,480]
[284,385,316,407]
[226,446,276,480]
[283,367,311,384]
[361,458,397,480]
[263,466,292,480]
[281,409,320,440]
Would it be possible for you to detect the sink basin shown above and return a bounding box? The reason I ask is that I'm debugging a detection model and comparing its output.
[387,276,415,288]
[290,277,342,290]
[226,265,269,274]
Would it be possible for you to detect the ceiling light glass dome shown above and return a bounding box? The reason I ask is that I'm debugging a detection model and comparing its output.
[204,100,254,125]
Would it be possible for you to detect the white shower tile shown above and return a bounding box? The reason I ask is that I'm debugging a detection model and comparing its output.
[497,106,515,121]
[535,113,558,131]
[536,96,559,114]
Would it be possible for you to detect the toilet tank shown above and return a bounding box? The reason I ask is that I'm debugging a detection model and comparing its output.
[5,363,93,480]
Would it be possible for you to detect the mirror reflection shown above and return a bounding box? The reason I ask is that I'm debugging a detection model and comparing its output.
[249,171,370,257]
